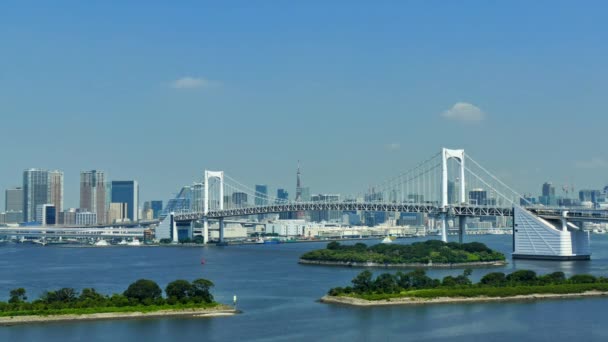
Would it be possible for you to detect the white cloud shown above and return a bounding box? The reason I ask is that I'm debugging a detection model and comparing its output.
[170,76,214,89]
[385,142,401,151]
[441,102,485,122]
[575,157,608,169]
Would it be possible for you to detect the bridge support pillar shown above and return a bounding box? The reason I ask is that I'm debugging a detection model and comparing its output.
[171,213,178,243]
[440,214,448,243]
[219,218,225,243]
[458,216,466,244]
[203,218,209,244]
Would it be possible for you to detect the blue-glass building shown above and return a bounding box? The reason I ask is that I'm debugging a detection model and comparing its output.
[111,181,139,222]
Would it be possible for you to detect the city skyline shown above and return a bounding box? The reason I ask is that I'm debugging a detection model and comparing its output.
[2,1,608,211]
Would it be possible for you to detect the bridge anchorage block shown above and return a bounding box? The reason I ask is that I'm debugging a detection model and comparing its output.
[512,207,591,260]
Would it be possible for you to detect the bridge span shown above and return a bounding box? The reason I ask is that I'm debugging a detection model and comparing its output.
[157,148,607,260]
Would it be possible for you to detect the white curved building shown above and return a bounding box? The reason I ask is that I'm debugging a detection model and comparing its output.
[513,206,590,260]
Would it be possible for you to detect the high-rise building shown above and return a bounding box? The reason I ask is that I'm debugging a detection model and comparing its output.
[310,194,341,222]
[48,170,64,213]
[255,185,268,206]
[277,188,290,219]
[447,181,456,204]
[151,201,163,219]
[108,202,128,223]
[80,170,107,224]
[469,189,488,205]
[23,169,49,222]
[277,189,289,203]
[191,183,204,212]
[5,187,23,212]
[111,181,139,222]
[542,182,556,197]
[232,192,248,206]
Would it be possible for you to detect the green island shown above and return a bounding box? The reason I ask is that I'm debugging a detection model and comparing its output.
[0,278,238,325]
[321,269,608,306]
[300,240,506,268]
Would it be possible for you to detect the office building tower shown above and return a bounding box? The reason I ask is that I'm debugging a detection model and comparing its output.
[469,189,488,206]
[151,201,163,219]
[310,194,341,222]
[255,185,268,206]
[80,170,107,224]
[23,169,49,222]
[5,187,24,222]
[48,170,64,213]
[542,182,556,197]
[5,187,23,212]
[108,202,128,223]
[36,204,56,225]
[277,189,289,203]
[191,183,204,212]
[111,181,139,222]
[232,192,248,206]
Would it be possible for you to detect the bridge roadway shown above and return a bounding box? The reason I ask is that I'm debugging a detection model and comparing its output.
[173,202,608,223]
[0,227,145,238]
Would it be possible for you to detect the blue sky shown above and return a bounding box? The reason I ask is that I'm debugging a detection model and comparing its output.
[1,1,607,209]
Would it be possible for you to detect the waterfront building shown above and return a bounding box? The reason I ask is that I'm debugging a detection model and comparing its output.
[80,170,107,224]
[48,170,64,214]
[23,169,49,222]
[111,181,139,222]
[397,212,425,226]
[58,208,77,225]
[108,202,128,223]
[36,204,56,226]
[0,211,23,224]
[75,211,97,225]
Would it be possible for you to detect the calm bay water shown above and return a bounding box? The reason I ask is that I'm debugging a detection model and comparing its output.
[2,235,608,341]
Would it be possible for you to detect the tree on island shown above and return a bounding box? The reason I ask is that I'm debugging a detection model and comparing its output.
[8,288,27,304]
[166,280,192,302]
[123,279,162,303]
[190,279,215,303]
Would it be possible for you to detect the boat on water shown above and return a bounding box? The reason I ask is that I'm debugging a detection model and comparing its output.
[264,239,281,245]
[94,239,110,246]
[127,238,141,246]
[118,239,128,245]
[255,237,265,244]
[381,236,397,244]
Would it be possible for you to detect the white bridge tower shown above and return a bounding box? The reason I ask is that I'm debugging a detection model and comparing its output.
[440,148,466,242]
[203,170,224,244]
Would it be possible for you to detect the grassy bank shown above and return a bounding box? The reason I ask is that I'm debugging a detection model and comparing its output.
[348,283,608,301]
[0,302,221,318]
[326,268,608,303]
